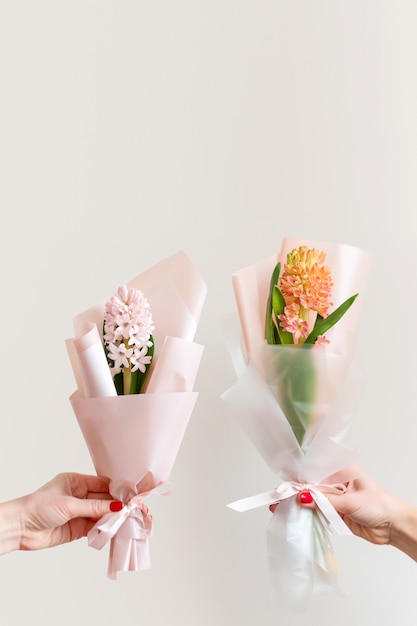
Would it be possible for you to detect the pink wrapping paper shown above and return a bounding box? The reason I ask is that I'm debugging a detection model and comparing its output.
[222,237,371,610]
[66,251,206,579]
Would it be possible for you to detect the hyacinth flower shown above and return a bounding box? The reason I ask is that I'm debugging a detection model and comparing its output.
[265,246,358,348]
[103,285,155,395]
[264,246,358,446]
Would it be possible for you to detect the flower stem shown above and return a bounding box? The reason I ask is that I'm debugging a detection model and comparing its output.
[123,366,132,395]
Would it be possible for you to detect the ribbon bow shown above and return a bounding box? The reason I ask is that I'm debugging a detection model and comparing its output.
[228,479,352,536]
[88,482,172,579]
[88,497,149,551]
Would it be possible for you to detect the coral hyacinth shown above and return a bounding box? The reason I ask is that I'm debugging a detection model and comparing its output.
[279,246,333,318]
[265,245,358,346]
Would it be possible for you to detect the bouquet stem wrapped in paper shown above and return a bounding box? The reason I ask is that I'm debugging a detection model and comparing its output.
[222,237,371,610]
[66,251,206,579]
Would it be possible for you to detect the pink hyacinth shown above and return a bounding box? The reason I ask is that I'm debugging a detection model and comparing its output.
[277,303,309,344]
[103,285,154,384]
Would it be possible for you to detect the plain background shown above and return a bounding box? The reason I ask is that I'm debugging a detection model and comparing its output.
[1,1,416,624]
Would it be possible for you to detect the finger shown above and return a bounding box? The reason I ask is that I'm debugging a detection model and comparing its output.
[269,494,316,512]
[65,474,110,499]
[325,492,356,515]
[298,491,315,507]
[86,492,113,501]
[67,518,95,542]
[65,496,115,521]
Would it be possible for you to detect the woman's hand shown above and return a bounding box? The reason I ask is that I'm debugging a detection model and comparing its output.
[270,467,417,560]
[0,473,119,553]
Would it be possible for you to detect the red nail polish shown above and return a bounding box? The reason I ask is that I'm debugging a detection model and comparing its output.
[110,501,124,512]
[299,491,313,504]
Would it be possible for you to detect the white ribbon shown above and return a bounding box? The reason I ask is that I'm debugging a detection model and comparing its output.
[228,480,352,536]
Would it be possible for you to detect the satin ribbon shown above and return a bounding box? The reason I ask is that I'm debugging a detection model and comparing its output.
[88,482,172,551]
[228,480,352,536]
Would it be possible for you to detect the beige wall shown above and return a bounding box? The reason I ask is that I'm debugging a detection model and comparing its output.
[0,2,416,624]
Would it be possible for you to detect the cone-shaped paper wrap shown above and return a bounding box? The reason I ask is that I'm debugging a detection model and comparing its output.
[70,391,198,578]
[222,238,371,610]
[66,252,206,579]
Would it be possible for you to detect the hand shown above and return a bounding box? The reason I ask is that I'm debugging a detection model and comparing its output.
[270,467,417,560]
[0,473,119,553]
[322,470,402,546]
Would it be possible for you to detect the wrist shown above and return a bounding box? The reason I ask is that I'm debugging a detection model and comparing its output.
[0,497,26,555]
[389,498,417,561]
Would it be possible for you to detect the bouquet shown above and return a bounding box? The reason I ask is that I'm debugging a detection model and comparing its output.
[66,251,206,579]
[222,237,371,610]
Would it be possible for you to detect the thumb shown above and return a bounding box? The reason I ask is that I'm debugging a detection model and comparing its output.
[66,497,121,521]
[325,492,354,516]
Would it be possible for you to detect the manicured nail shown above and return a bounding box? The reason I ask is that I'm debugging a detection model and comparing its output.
[110,501,124,512]
[299,491,313,504]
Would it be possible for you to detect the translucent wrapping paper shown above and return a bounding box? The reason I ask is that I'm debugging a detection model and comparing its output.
[66,251,206,579]
[222,237,371,610]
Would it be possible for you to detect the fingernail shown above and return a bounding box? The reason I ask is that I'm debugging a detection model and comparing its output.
[299,491,313,504]
[110,501,124,512]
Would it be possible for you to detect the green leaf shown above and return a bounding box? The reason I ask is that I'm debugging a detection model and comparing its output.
[265,262,281,344]
[272,285,293,344]
[113,371,124,395]
[129,368,140,394]
[305,293,359,344]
